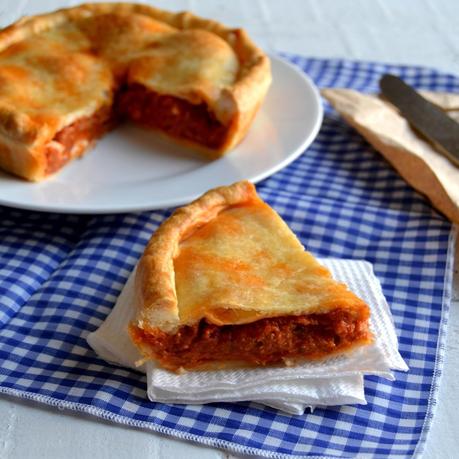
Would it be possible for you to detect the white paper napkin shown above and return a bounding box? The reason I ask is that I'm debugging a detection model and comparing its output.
[87,259,408,415]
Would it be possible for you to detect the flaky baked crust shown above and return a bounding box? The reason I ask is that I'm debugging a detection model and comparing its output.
[134,181,258,333]
[133,181,370,334]
[0,3,271,180]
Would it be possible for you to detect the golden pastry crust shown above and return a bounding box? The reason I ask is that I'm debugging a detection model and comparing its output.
[130,181,372,371]
[134,180,260,333]
[0,3,271,180]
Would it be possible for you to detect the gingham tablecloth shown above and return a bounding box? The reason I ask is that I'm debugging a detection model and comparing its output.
[0,57,456,458]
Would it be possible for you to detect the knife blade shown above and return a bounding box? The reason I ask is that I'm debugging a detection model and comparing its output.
[379,74,459,167]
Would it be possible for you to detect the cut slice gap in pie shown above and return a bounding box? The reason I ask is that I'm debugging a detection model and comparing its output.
[129,181,373,372]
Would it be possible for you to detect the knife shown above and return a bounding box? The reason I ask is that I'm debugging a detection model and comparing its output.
[379,74,459,167]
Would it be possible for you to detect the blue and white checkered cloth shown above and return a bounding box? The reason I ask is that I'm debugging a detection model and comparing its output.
[0,56,457,458]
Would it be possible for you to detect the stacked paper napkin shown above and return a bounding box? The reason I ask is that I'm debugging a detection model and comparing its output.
[87,259,408,415]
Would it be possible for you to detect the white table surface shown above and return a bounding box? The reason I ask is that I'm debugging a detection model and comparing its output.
[1,1,458,458]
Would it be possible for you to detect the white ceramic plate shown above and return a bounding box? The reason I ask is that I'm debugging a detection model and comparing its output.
[0,56,323,214]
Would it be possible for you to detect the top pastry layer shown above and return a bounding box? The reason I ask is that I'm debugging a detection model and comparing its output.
[134,181,369,333]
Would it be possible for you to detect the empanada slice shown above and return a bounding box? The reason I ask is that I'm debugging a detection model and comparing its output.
[130,181,372,371]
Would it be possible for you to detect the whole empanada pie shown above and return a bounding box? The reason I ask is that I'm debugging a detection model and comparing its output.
[0,3,271,181]
[130,181,373,371]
